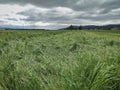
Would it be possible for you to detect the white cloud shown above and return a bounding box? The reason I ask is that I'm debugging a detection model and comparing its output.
[35,22,52,26]
[0,4,33,26]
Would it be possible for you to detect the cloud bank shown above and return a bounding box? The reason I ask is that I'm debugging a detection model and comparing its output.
[0,0,120,29]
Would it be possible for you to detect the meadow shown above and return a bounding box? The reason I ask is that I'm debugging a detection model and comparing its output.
[0,30,120,90]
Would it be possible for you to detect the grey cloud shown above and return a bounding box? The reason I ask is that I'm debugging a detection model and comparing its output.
[0,0,120,28]
[17,7,76,23]
[1,0,120,17]
[6,18,18,21]
[0,20,5,23]
[17,5,120,25]
[1,0,120,12]
[99,0,120,14]
[0,0,77,8]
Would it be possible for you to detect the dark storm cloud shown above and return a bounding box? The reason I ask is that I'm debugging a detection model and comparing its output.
[99,0,120,14]
[0,0,77,8]
[1,0,120,12]
[0,0,120,28]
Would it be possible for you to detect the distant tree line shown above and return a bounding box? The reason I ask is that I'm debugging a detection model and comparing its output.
[66,25,82,30]
[62,24,120,30]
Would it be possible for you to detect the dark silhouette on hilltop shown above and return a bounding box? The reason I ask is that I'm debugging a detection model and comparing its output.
[60,24,120,30]
[65,25,82,30]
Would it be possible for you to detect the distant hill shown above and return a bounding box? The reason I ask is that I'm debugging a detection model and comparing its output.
[0,24,120,30]
[0,25,49,30]
[60,24,120,30]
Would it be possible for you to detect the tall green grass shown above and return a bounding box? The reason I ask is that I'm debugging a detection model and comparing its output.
[0,30,120,90]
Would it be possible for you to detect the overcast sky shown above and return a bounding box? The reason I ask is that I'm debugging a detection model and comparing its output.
[0,0,120,29]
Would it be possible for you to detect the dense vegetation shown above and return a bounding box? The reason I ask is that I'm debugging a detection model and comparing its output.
[0,30,120,90]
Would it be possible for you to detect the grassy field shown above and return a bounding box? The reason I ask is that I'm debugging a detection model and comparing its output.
[0,30,120,90]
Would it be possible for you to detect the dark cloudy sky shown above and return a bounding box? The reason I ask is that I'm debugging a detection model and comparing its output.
[0,0,120,29]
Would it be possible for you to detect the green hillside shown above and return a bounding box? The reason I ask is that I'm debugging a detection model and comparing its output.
[0,30,120,90]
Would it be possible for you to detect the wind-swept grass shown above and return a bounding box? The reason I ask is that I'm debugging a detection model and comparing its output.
[0,30,120,90]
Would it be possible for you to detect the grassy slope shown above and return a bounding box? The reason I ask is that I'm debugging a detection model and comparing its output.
[0,30,120,90]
